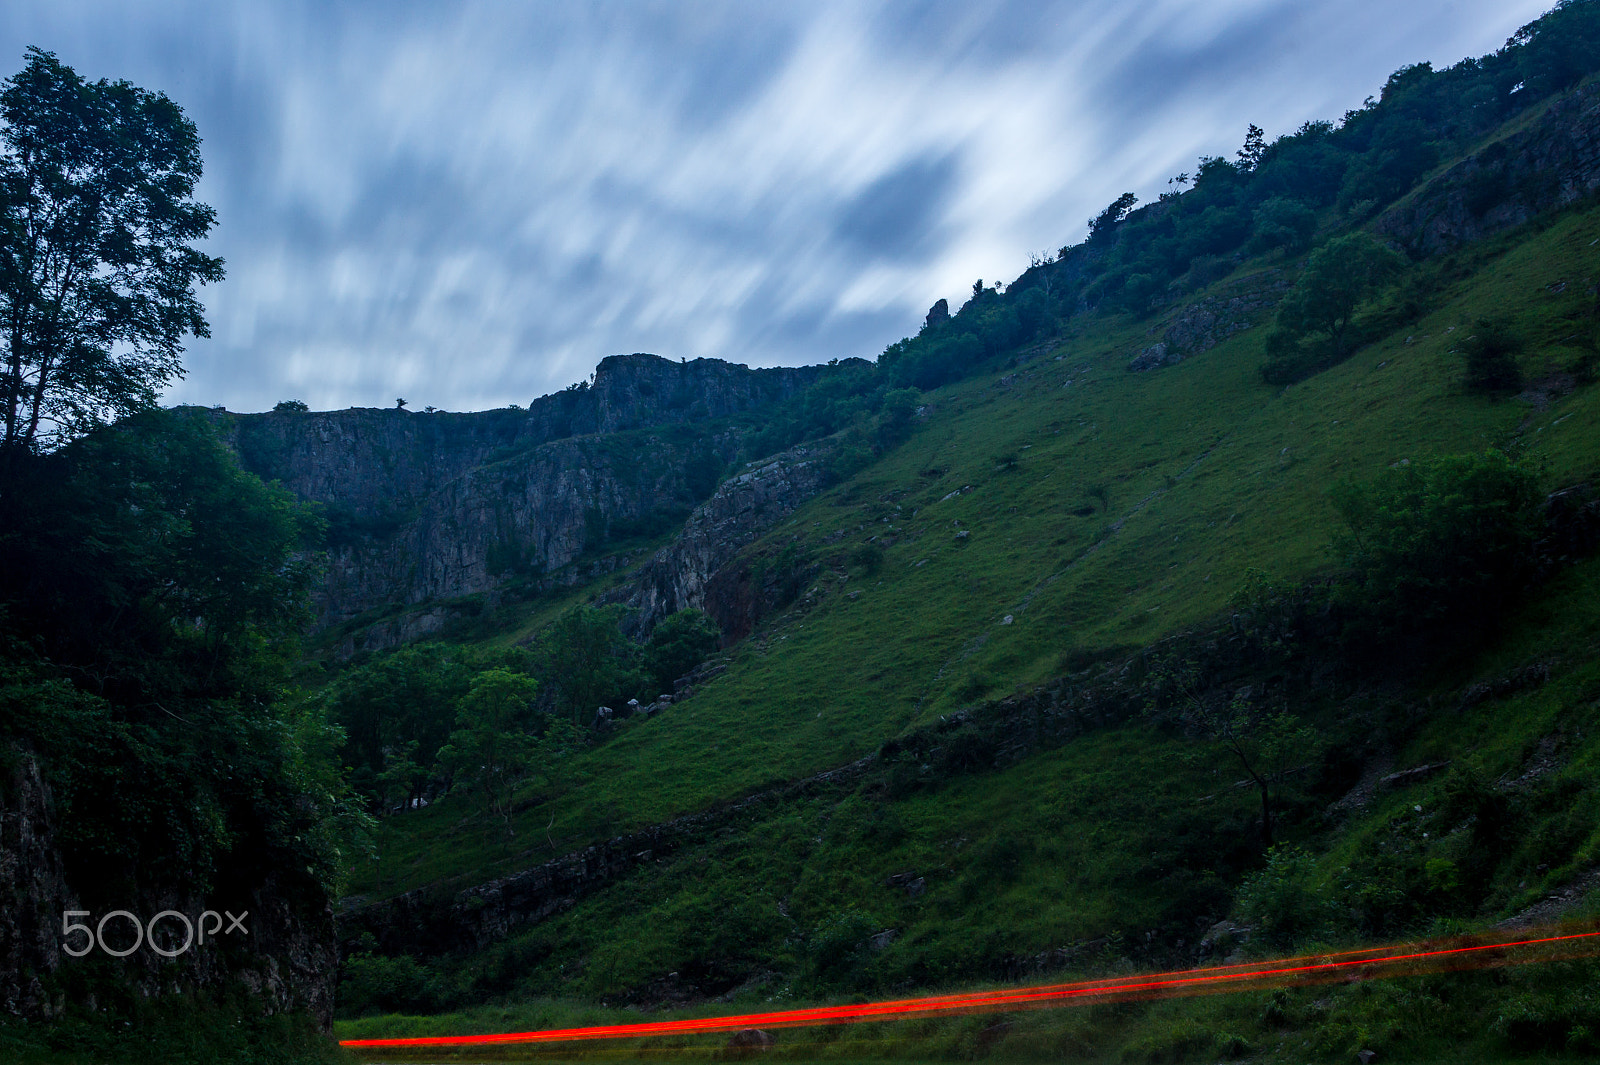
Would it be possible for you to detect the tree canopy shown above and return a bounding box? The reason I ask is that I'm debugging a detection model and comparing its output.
[0,47,223,462]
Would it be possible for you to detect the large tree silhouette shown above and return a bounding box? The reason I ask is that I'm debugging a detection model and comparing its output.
[0,48,223,462]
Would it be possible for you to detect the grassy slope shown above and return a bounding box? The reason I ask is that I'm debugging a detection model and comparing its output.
[349,200,1600,904]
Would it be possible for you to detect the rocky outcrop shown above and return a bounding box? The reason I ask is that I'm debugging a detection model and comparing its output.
[0,753,70,1019]
[1377,81,1600,255]
[201,355,824,633]
[310,430,739,630]
[0,748,335,1028]
[612,441,835,637]
[1129,272,1290,371]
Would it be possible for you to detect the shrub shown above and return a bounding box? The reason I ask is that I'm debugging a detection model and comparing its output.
[1329,449,1544,643]
[1460,316,1524,395]
[1234,844,1330,949]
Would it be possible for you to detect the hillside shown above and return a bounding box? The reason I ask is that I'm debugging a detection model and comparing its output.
[315,30,1600,1063]
[8,8,1600,1065]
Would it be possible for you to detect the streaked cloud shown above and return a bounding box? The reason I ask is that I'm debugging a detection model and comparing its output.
[0,0,1556,412]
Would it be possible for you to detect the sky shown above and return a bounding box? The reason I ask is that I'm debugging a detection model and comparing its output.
[0,1,1558,414]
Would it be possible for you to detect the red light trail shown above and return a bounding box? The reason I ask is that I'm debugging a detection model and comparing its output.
[341,925,1600,1050]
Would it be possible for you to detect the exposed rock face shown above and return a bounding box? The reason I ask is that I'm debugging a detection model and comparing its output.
[1377,81,1600,255]
[0,753,69,1020]
[205,355,822,634]
[924,298,949,329]
[1129,272,1290,371]
[612,441,835,637]
[0,749,335,1028]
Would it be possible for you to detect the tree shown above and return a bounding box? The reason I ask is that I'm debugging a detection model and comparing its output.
[1248,198,1318,256]
[1087,192,1138,244]
[436,668,540,834]
[0,411,354,902]
[1237,123,1267,171]
[534,604,645,722]
[644,609,721,695]
[1263,233,1404,382]
[1460,316,1524,394]
[273,399,309,412]
[0,49,223,462]
[1329,449,1544,640]
[1155,672,1319,849]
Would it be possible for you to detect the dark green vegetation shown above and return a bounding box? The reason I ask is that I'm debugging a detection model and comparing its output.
[9,6,1600,1064]
[0,52,345,1064]
[326,8,1600,1063]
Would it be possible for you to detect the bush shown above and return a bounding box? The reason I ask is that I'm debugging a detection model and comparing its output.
[1234,845,1330,949]
[1460,316,1525,394]
[1261,234,1405,384]
[1329,449,1544,643]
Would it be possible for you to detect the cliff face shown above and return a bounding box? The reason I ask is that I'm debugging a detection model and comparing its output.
[1378,81,1600,254]
[0,748,336,1027]
[207,354,823,633]
[613,441,836,637]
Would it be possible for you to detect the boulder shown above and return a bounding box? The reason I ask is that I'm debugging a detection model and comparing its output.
[727,1028,775,1054]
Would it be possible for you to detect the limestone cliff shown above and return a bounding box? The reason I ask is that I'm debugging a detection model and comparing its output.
[612,441,836,637]
[204,354,823,635]
[1377,80,1600,254]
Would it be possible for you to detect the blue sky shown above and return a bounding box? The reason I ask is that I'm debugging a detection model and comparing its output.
[1,1,1555,413]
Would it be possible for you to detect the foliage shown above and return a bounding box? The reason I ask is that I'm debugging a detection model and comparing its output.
[1329,448,1545,642]
[436,668,542,832]
[273,399,309,412]
[642,608,720,696]
[1262,234,1406,383]
[1157,673,1322,848]
[325,644,474,807]
[1087,191,1139,243]
[533,605,647,722]
[0,411,360,902]
[0,49,224,459]
[1246,197,1318,256]
[1460,316,1525,394]
[1233,845,1331,949]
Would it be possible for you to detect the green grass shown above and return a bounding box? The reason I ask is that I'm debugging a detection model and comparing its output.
[349,200,1600,904]
[325,195,1600,1065]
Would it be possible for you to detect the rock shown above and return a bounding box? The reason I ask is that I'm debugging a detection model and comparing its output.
[1135,272,1290,371]
[924,298,950,329]
[1358,1050,1377,1065]
[612,441,836,640]
[869,929,898,950]
[727,1028,775,1053]
[196,354,835,640]
[1377,762,1450,789]
[0,746,335,1027]
[955,529,969,540]
[1001,615,1013,625]
[1377,81,1600,256]
[1128,342,1177,371]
